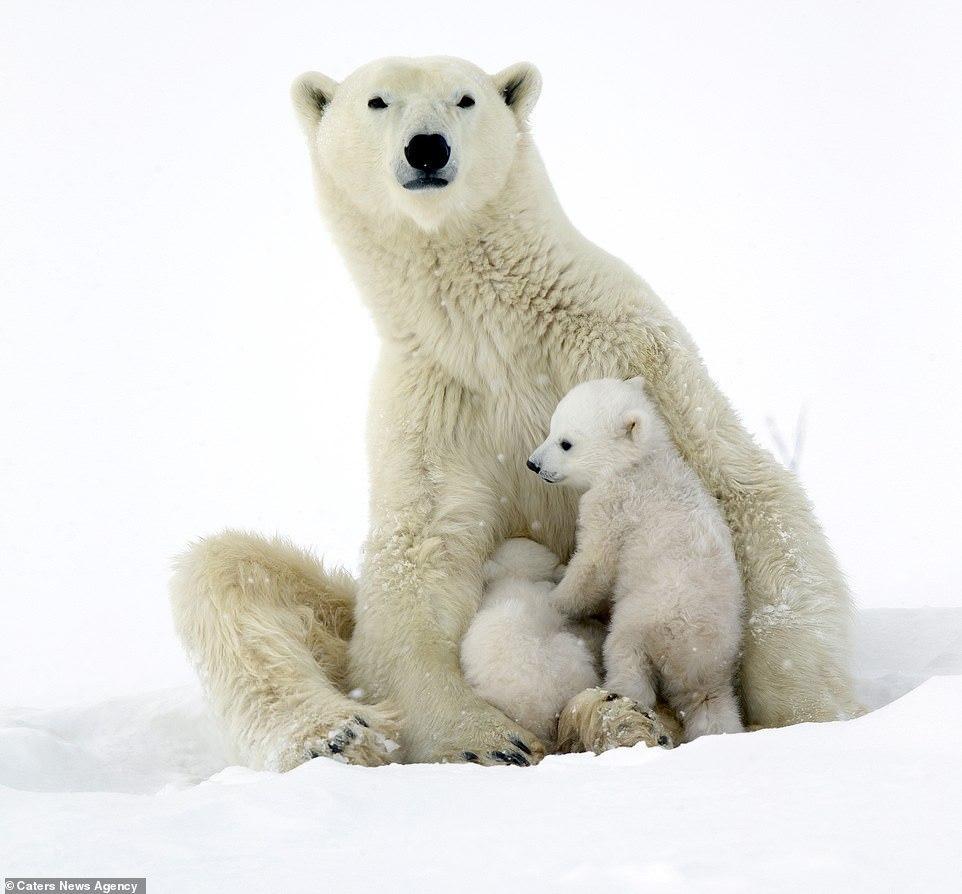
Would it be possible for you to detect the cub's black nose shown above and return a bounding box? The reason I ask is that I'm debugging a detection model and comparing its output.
[526,459,540,473]
[405,133,451,172]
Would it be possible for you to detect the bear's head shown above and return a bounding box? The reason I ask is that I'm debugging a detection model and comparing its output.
[292,56,541,231]
[528,378,662,492]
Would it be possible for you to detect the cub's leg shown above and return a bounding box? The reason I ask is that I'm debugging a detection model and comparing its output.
[675,685,743,741]
[602,599,658,709]
[656,621,745,742]
[170,530,399,770]
[550,510,616,620]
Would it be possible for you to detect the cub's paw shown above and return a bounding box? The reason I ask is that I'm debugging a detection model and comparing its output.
[269,705,401,771]
[557,687,677,754]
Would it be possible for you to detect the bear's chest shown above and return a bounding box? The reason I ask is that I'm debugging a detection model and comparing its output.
[433,296,555,393]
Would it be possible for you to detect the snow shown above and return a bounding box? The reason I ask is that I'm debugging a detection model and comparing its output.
[2,609,960,891]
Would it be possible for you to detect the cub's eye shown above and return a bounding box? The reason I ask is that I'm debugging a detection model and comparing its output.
[367,96,388,110]
[560,440,572,451]
[456,95,475,109]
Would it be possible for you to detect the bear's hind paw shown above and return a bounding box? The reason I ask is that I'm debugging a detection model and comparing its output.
[270,707,401,771]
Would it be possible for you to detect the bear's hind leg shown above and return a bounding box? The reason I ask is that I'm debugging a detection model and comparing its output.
[170,530,399,770]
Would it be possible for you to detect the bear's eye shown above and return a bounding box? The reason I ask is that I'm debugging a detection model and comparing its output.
[560,440,572,451]
[367,96,388,110]
[456,95,475,109]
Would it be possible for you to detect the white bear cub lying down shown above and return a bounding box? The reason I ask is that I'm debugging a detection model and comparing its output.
[460,539,601,747]
[528,377,746,742]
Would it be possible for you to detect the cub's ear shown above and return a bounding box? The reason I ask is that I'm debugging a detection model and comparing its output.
[291,71,338,131]
[492,62,542,121]
[623,409,646,442]
[625,376,647,392]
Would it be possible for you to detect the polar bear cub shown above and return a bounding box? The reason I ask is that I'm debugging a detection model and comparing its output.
[528,378,745,742]
[460,539,601,747]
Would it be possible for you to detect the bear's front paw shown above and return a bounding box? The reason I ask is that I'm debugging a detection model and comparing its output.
[421,702,546,767]
[557,687,678,754]
[269,705,401,771]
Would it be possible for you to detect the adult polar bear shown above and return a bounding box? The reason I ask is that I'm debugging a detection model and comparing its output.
[171,56,861,770]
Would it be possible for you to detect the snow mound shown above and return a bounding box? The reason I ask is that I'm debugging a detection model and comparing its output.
[0,687,226,794]
[1,608,960,891]
[853,607,962,708]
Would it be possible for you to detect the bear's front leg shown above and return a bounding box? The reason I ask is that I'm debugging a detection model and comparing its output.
[351,354,547,765]
[348,527,545,765]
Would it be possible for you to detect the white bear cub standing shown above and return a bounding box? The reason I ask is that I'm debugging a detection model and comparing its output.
[529,378,745,742]
[461,539,601,748]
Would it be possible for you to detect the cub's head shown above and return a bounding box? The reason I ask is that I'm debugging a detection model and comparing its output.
[292,56,541,230]
[528,378,661,492]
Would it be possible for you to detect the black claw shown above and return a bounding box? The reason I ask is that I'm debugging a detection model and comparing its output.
[605,692,620,702]
[309,749,322,759]
[328,740,343,754]
[343,726,357,740]
[354,715,369,728]
[462,751,480,763]
[509,736,532,756]
[657,735,669,746]
[508,750,530,767]
[491,750,529,767]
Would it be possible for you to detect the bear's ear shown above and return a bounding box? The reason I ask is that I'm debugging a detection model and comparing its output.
[492,62,542,121]
[291,71,338,131]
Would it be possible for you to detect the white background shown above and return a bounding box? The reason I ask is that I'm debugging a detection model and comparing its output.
[2,0,960,708]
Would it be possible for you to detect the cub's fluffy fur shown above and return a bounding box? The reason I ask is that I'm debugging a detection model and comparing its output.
[531,378,745,741]
[460,539,600,747]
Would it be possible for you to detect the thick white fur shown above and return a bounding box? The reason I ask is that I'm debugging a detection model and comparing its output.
[169,531,400,770]
[460,539,600,747]
[171,56,860,769]
[532,378,745,742]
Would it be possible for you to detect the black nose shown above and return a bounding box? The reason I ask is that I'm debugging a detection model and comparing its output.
[404,133,451,173]
[526,459,540,473]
